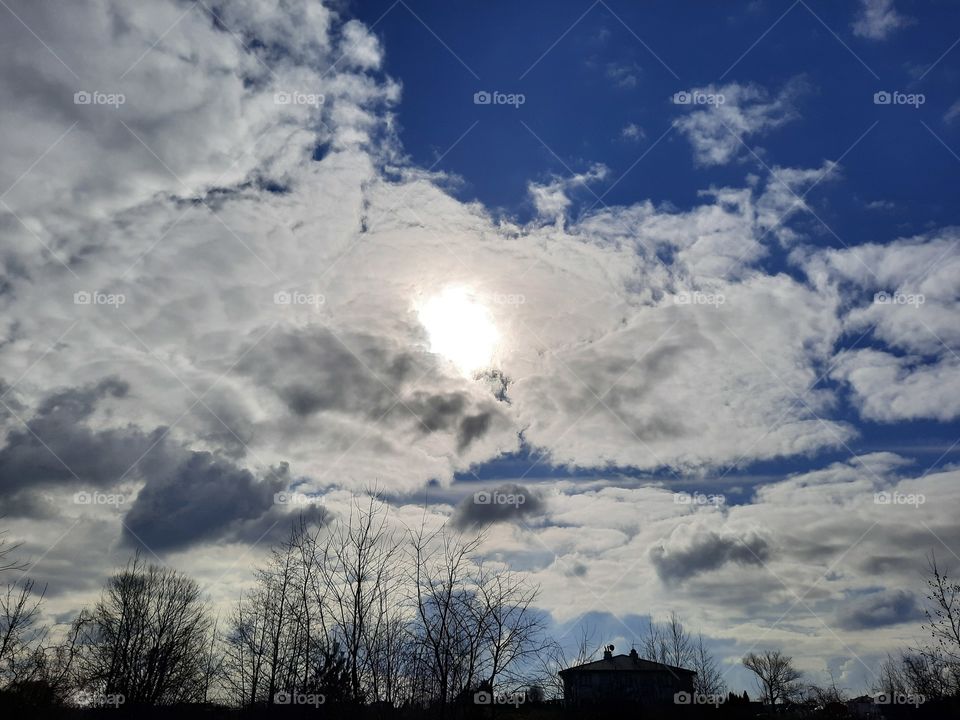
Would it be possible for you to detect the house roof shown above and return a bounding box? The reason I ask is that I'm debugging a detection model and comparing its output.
[559,653,696,676]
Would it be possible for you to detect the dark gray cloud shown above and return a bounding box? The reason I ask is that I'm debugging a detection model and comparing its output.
[450,483,546,530]
[123,455,314,552]
[0,379,157,502]
[650,530,770,584]
[0,379,327,552]
[836,589,924,630]
[238,326,503,452]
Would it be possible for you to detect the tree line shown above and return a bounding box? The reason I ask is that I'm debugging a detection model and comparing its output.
[2,500,959,717]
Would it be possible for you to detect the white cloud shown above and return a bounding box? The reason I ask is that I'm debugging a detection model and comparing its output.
[852,0,910,40]
[672,80,806,166]
[619,123,645,142]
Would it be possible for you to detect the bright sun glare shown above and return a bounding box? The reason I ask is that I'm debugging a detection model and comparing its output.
[418,287,498,375]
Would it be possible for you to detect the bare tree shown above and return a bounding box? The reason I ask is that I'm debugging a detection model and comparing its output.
[222,517,352,707]
[922,555,960,665]
[642,611,693,668]
[691,633,725,696]
[0,579,46,688]
[74,554,213,705]
[408,523,485,712]
[742,649,802,705]
[0,528,27,574]
[320,492,403,702]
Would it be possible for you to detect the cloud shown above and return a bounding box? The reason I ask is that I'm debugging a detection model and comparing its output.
[619,123,645,142]
[527,163,608,223]
[672,79,807,166]
[852,0,910,40]
[450,483,546,529]
[801,229,960,421]
[650,528,771,584]
[945,100,960,125]
[836,589,924,630]
[123,455,330,552]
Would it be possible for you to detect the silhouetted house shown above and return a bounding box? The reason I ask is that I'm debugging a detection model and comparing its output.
[559,646,696,708]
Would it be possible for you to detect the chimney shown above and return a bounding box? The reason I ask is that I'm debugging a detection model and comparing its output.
[629,648,639,662]
[603,644,614,660]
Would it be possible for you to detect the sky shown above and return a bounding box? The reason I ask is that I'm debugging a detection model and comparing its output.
[1,0,959,697]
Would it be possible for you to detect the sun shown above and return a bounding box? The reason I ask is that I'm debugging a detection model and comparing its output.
[418,286,498,375]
